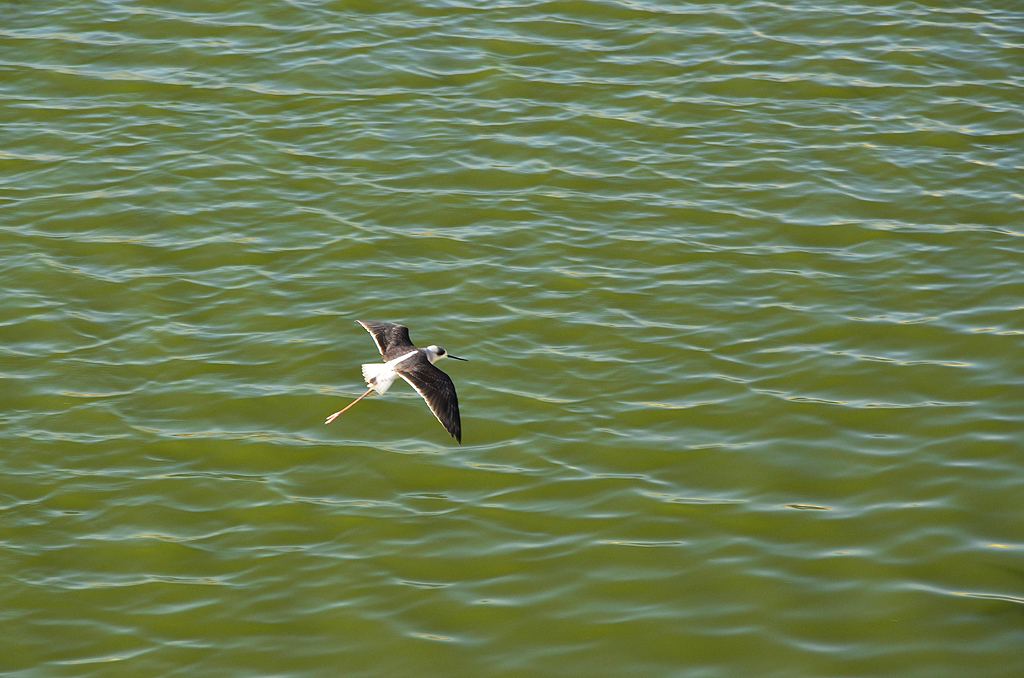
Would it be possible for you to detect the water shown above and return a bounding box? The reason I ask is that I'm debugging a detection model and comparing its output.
[2,1,1022,676]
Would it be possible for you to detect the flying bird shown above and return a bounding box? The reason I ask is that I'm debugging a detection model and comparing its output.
[325,320,467,443]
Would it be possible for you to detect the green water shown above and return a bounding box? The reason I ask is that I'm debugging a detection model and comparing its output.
[2,1,1023,676]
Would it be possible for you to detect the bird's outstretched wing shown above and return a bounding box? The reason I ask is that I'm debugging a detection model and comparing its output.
[357,320,414,358]
[396,359,462,443]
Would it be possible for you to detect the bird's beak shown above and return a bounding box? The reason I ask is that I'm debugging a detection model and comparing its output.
[449,355,468,361]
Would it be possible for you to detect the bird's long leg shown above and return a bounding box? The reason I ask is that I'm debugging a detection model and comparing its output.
[324,387,374,424]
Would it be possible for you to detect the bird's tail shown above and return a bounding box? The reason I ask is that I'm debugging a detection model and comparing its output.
[362,363,398,394]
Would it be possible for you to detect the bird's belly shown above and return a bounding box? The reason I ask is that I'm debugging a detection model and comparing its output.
[361,351,416,394]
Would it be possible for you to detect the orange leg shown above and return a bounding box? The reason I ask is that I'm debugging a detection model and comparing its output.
[324,387,374,424]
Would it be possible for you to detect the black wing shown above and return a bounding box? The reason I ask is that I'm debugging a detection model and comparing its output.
[357,320,414,359]
[396,358,462,444]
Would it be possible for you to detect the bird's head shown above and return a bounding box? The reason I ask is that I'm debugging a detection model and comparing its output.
[426,345,467,364]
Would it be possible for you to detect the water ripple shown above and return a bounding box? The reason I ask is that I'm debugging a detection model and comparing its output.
[2,1,1023,676]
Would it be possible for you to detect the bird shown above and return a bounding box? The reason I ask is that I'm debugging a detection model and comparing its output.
[324,320,467,443]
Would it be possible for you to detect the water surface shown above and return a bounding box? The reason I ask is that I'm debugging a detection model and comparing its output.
[2,1,1023,676]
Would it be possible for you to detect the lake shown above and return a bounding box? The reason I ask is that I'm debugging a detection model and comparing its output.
[1,1,1022,676]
